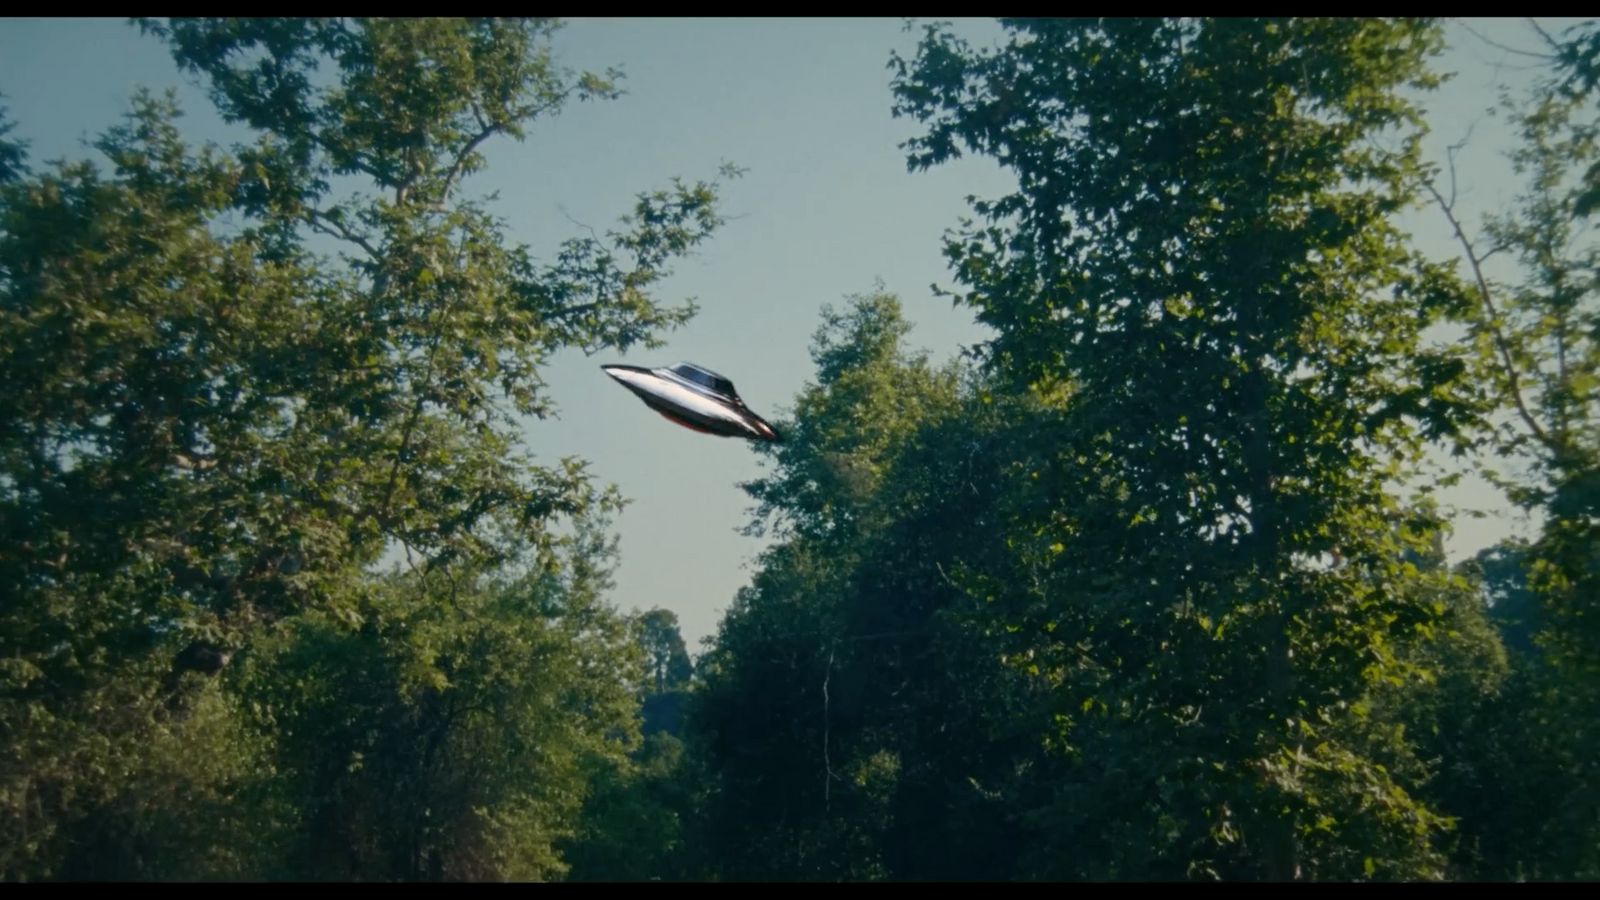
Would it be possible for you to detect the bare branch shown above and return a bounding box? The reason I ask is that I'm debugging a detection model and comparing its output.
[1526,18,1564,55]
[557,205,607,248]
[1456,19,1557,62]
[437,93,576,208]
[1421,175,1555,451]
[1444,124,1478,210]
[1478,242,1511,265]
[306,207,381,260]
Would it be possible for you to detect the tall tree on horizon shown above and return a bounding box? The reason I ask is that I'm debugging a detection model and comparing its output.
[890,18,1478,880]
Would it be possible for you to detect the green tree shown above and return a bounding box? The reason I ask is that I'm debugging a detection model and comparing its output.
[0,102,26,184]
[561,731,698,882]
[1469,541,1543,658]
[634,609,692,740]
[1423,18,1600,879]
[637,610,692,694]
[239,516,641,881]
[0,17,733,880]
[558,605,700,882]
[1348,521,1512,880]
[689,292,959,880]
[688,290,1070,881]
[891,18,1476,880]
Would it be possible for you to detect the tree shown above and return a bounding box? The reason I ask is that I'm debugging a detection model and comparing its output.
[890,18,1476,880]
[637,609,693,696]
[561,731,699,882]
[686,290,1070,881]
[631,608,692,739]
[0,101,26,184]
[0,17,733,880]
[1469,541,1543,659]
[688,291,958,880]
[238,516,642,882]
[1423,18,1600,879]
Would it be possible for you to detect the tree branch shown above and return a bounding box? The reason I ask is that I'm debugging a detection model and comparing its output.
[306,207,381,260]
[1455,18,1556,62]
[379,245,464,523]
[1526,18,1563,56]
[1421,176,1555,451]
[380,336,446,520]
[440,119,499,204]
[437,94,575,209]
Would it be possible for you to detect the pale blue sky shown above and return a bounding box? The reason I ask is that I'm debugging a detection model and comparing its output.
[0,18,1583,648]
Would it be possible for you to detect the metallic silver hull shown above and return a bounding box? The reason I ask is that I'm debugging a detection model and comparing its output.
[602,365,779,442]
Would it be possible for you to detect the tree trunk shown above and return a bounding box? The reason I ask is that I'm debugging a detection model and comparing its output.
[1244,363,1300,882]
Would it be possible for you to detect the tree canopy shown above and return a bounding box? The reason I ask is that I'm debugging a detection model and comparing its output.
[2,16,1596,883]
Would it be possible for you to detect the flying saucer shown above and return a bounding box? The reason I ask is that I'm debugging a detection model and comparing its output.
[602,362,780,442]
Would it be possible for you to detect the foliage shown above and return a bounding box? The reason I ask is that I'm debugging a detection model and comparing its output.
[1422,18,1600,879]
[4,15,1599,884]
[887,18,1476,880]
[0,17,731,881]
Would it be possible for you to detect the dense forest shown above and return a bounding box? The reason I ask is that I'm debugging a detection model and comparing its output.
[1,17,1597,881]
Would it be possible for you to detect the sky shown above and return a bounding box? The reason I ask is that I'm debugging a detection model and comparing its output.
[0,17,1587,650]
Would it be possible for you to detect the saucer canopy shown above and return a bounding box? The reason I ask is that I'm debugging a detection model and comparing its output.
[659,362,739,402]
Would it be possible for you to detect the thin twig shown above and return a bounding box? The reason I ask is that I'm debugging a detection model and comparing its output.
[440,122,499,202]
[1455,19,1556,62]
[1526,18,1563,55]
[557,205,608,249]
[306,207,381,259]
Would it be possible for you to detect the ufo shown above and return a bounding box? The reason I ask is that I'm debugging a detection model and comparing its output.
[602,362,780,442]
